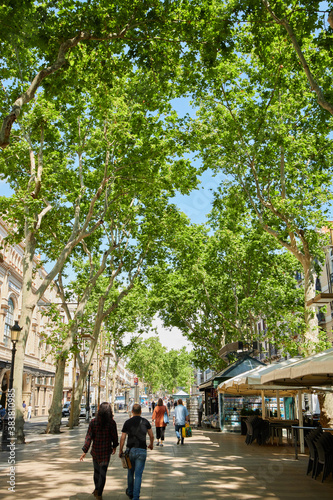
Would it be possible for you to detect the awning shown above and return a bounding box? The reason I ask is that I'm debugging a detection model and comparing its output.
[217,358,308,396]
[0,360,55,378]
[173,390,190,398]
[261,347,333,387]
[199,355,264,391]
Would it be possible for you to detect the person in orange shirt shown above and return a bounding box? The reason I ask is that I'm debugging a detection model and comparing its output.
[151,398,169,447]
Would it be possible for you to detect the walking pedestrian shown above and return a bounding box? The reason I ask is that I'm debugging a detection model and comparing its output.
[151,400,155,411]
[80,402,119,500]
[173,399,189,445]
[152,398,168,447]
[198,401,203,427]
[119,403,154,500]
[167,400,171,413]
[22,400,27,420]
[148,401,152,413]
[27,404,32,420]
[0,405,6,418]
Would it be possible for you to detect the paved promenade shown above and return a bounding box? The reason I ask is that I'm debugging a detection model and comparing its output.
[0,409,332,499]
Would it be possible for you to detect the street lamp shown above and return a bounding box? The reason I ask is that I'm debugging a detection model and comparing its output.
[1,320,22,451]
[86,364,93,423]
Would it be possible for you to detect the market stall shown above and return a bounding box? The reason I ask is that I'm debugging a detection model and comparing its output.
[217,359,309,434]
[199,355,264,430]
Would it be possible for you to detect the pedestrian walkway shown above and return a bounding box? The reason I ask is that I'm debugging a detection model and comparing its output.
[0,415,333,499]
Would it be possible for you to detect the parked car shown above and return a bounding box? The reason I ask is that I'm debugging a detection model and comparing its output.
[90,404,96,416]
[80,404,86,418]
[62,402,71,417]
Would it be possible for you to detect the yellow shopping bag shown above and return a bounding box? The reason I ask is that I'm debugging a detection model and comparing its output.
[182,423,192,438]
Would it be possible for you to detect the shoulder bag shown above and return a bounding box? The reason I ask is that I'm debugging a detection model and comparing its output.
[163,407,169,425]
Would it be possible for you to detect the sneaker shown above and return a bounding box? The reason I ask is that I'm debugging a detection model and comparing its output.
[160,443,163,447]
[126,488,133,499]
[156,442,159,446]
[177,438,180,445]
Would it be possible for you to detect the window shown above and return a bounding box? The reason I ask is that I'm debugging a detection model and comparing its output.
[4,298,14,347]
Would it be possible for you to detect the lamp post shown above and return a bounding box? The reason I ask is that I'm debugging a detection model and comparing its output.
[86,364,93,423]
[1,320,22,452]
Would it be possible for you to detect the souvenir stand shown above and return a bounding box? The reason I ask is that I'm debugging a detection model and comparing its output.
[199,350,264,431]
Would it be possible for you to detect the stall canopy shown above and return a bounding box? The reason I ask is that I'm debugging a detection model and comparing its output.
[261,347,333,387]
[173,390,190,399]
[217,358,310,397]
[199,355,264,391]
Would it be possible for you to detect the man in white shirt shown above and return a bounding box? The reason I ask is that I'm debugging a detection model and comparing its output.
[173,399,189,445]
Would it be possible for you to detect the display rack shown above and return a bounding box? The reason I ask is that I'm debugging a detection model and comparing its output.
[223,396,262,432]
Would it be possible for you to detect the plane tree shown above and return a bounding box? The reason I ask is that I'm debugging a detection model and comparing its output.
[0,63,198,440]
[126,337,167,394]
[161,347,194,394]
[125,337,194,394]
[0,0,214,149]
[73,280,156,420]
[191,21,333,353]
[148,197,307,370]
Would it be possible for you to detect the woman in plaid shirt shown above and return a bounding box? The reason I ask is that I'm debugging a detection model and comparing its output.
[80,402,119,500]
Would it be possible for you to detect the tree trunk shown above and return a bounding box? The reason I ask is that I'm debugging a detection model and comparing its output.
[73,366,88,426]
[13,340,29,444]
[13,232,36,443]
[46,289,99,432]
[318,393,333,428]
[46,356,66,434]
[303,257,318,351]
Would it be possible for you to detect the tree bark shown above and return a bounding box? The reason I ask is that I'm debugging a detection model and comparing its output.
[318,393,333,427]
[46,356,66,434]
[303,257,319,351]
[46,323,79,433]
[73,366,88,427]
[13,231,36,443]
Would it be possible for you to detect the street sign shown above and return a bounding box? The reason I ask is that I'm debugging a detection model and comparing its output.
[134,377,138,385]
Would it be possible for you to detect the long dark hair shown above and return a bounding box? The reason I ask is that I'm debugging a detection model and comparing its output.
[96,402,113,427]
[157,398,163,406]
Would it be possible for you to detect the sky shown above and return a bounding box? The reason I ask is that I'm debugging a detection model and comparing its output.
[124,316,193,352]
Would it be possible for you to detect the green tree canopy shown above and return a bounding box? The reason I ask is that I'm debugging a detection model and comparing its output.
[148,191,308,369]
[126,337,193,393]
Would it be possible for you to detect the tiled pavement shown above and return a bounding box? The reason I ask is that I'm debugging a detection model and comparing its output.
[0,410,332,500]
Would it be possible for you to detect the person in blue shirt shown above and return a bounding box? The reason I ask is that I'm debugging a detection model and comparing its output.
[173,399,189,445]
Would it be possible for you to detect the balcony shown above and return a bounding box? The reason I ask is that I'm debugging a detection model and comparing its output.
[307,293,333,307]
